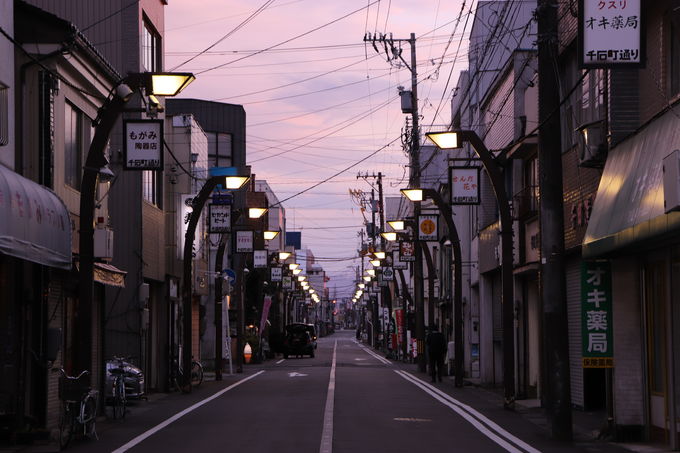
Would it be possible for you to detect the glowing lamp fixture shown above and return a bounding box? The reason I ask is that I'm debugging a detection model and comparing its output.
[263,230,279,240]
[363,276,371,282]
[248,207,268,219]
[146,72,195,96]
[224,175,250,189]
[358,283,365,289]
[401,189,424,202]
[381,232,397,241]
[292,268,302,275]
[387,220,405,231]
[297,275,306,282]
[370,259,381,267]
[289,263,300,270]
[374,251,386,260]
[366,269,376,277]
[278,251,291,261]
[425,131,461,150]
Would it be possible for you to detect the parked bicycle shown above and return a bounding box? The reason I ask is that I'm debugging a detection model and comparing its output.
[53,368,98,449]
[170,357,204,392]
[107,357,130,419]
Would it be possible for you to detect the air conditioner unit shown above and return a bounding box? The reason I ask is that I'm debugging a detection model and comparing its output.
[663,149,680,213]
[94,228,114,260]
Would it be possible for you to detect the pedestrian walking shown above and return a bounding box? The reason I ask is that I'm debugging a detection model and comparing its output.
[426,327,447,383]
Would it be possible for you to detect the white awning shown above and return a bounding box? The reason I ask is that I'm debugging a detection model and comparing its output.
[0,164,72,269]
[583,108,680,258]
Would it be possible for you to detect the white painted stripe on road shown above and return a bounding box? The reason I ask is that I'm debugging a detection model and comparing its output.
[353,340,391,365]
[319,340,337,453]
[276,359,285,364]
[112,371,265,453]
[395,370,542,453]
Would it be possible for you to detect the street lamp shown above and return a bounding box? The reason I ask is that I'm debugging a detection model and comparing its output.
[387,220,406,231]
[374,251,386,260]
[248,207,268,219]
[370,259,381,267]
[380,232,398,241]
[400,186,464,388]
[289,263,300,270]
[366,269,376,277]
[77,71,194,376]
[425,129,515,405]
[292,268,302,276]
[278,251,291,261]
[263,230,280,241]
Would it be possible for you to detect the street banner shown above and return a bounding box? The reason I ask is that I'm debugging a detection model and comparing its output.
[418,214,439,241]
[392,249,407,270]
[395,308,405,347]
[236,230,253,253]
[208,204,231,233]
[271,267,283,282]
[253,250,267,268]
[581,261,614,368]
[579,0,643,68]
[123,119,163,170]
[399,241,415,262]
[259,296,272,336]
[449,166,481,204]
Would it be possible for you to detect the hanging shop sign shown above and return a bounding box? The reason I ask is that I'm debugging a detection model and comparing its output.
[581,261,614,368]
[253,250,267,268]
[449,166,481,205]
[382,267,394,281]
[123,119,163,170]
[208,204,231,233]
[418,214,439,241]
[392,249,408,270]
[271,267,283,282]
[399,241,415,262]
[236,230,253,253]
[579,0,643,68]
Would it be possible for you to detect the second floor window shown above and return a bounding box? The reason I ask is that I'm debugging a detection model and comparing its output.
[142,170,162,208]
[142,21,161,72]
[65,101,86,190]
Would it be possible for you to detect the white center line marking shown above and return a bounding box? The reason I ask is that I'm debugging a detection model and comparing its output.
[112,371,265,453]
[276,359,285,364]
[319,340,337,453]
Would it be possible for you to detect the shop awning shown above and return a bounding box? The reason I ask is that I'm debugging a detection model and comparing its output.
[583,108,680,258]
[93,262,126,287]
[0,164,72,269]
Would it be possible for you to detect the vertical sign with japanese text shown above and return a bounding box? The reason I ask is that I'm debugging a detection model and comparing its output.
[124,120,163,170]
[253,250,267,268]
[449,166,481,204]
[271,267,283,282]
[236,231,253,253]
[579,0,643,68]
[418,214,439,241]
[581,261,614,368]
[392,249,407,270]
[399,241,415,262]
[208,204,231,233]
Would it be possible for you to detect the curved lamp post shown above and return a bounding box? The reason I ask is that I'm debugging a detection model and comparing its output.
[399,188,464,388]
[77,72,194,375]
[426,130,515,407]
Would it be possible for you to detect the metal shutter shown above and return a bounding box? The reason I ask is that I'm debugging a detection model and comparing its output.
[566,257,584,408]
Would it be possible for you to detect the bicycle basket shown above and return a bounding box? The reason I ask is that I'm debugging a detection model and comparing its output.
[59,376,90,401]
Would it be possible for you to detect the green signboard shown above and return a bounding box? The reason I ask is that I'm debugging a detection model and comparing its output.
[581,261,614,368]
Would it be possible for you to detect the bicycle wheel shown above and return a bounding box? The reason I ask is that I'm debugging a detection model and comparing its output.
[58,402,74,450]
[190,361,203,387]
[82,395,98,439]
[112,378,126,419]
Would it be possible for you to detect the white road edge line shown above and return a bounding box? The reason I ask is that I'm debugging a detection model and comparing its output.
[319,340,337,453]
[112,371,265,453]
[394,370,542,453]
[276,359,285,364]
[354,340,391,365]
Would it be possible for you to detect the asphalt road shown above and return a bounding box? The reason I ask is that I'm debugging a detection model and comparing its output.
[61,330,630,453]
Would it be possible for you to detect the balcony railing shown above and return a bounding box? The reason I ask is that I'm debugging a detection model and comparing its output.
[513,185,539,220]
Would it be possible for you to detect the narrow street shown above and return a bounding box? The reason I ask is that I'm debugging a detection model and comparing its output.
[54,331,629,453]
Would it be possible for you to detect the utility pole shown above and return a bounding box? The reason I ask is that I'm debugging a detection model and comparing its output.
[365,31,423,369]
[537,0,573,440]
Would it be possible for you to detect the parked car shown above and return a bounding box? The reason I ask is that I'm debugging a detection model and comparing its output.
[283,324,315,358]
[105,358,145,400]
[286,323,317,349]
